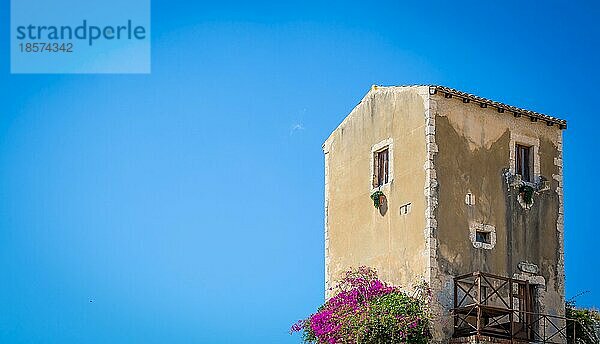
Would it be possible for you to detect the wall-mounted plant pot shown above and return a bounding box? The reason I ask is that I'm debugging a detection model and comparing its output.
[518,185,535,209]
[519,185,534,205]
[370,191,386,209]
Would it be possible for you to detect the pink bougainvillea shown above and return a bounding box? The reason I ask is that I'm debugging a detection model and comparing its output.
[291,267,431,344]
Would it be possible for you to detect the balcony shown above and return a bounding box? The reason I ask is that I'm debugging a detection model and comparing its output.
[453,272,575,343]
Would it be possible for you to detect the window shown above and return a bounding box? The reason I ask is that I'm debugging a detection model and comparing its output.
[470,223,496,249]
[370,138,393,190]
[373,148,389,187]
[476,230,491,244]
[515,144,533,182]
[510,134,540,185]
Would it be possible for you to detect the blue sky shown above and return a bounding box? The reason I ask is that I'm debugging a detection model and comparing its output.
[1,1,599,343]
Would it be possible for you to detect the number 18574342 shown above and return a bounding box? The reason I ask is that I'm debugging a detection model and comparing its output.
[18,43,73,53]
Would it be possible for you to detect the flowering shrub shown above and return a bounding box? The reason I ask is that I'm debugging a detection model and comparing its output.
[291,267,431,344]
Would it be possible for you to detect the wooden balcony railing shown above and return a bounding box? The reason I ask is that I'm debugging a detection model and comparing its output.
[452,271,576,343]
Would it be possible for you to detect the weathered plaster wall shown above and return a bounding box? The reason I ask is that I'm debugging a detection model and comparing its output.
[323,86,566,343]
[323,86,429,298]
[432,94,565,341]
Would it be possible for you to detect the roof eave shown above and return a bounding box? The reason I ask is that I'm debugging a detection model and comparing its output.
[431,85,567,129]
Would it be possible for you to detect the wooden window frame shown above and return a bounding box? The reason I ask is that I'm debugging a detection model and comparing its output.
[370,138,394,191]
[373,148,389,188]
[515,144,533,182]
[510,134,540,184]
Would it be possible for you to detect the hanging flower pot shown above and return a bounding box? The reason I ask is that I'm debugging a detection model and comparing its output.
[519,185,534,206]
[370,191,385,209]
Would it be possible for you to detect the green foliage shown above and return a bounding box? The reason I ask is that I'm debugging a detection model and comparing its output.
[291,267,431,344]
[519,185,534,205]
[364,292,430,344]
[567,301,600,344]
[370,191,385,209]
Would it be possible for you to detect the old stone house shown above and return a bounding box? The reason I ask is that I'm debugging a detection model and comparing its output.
[322,85,567,343]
